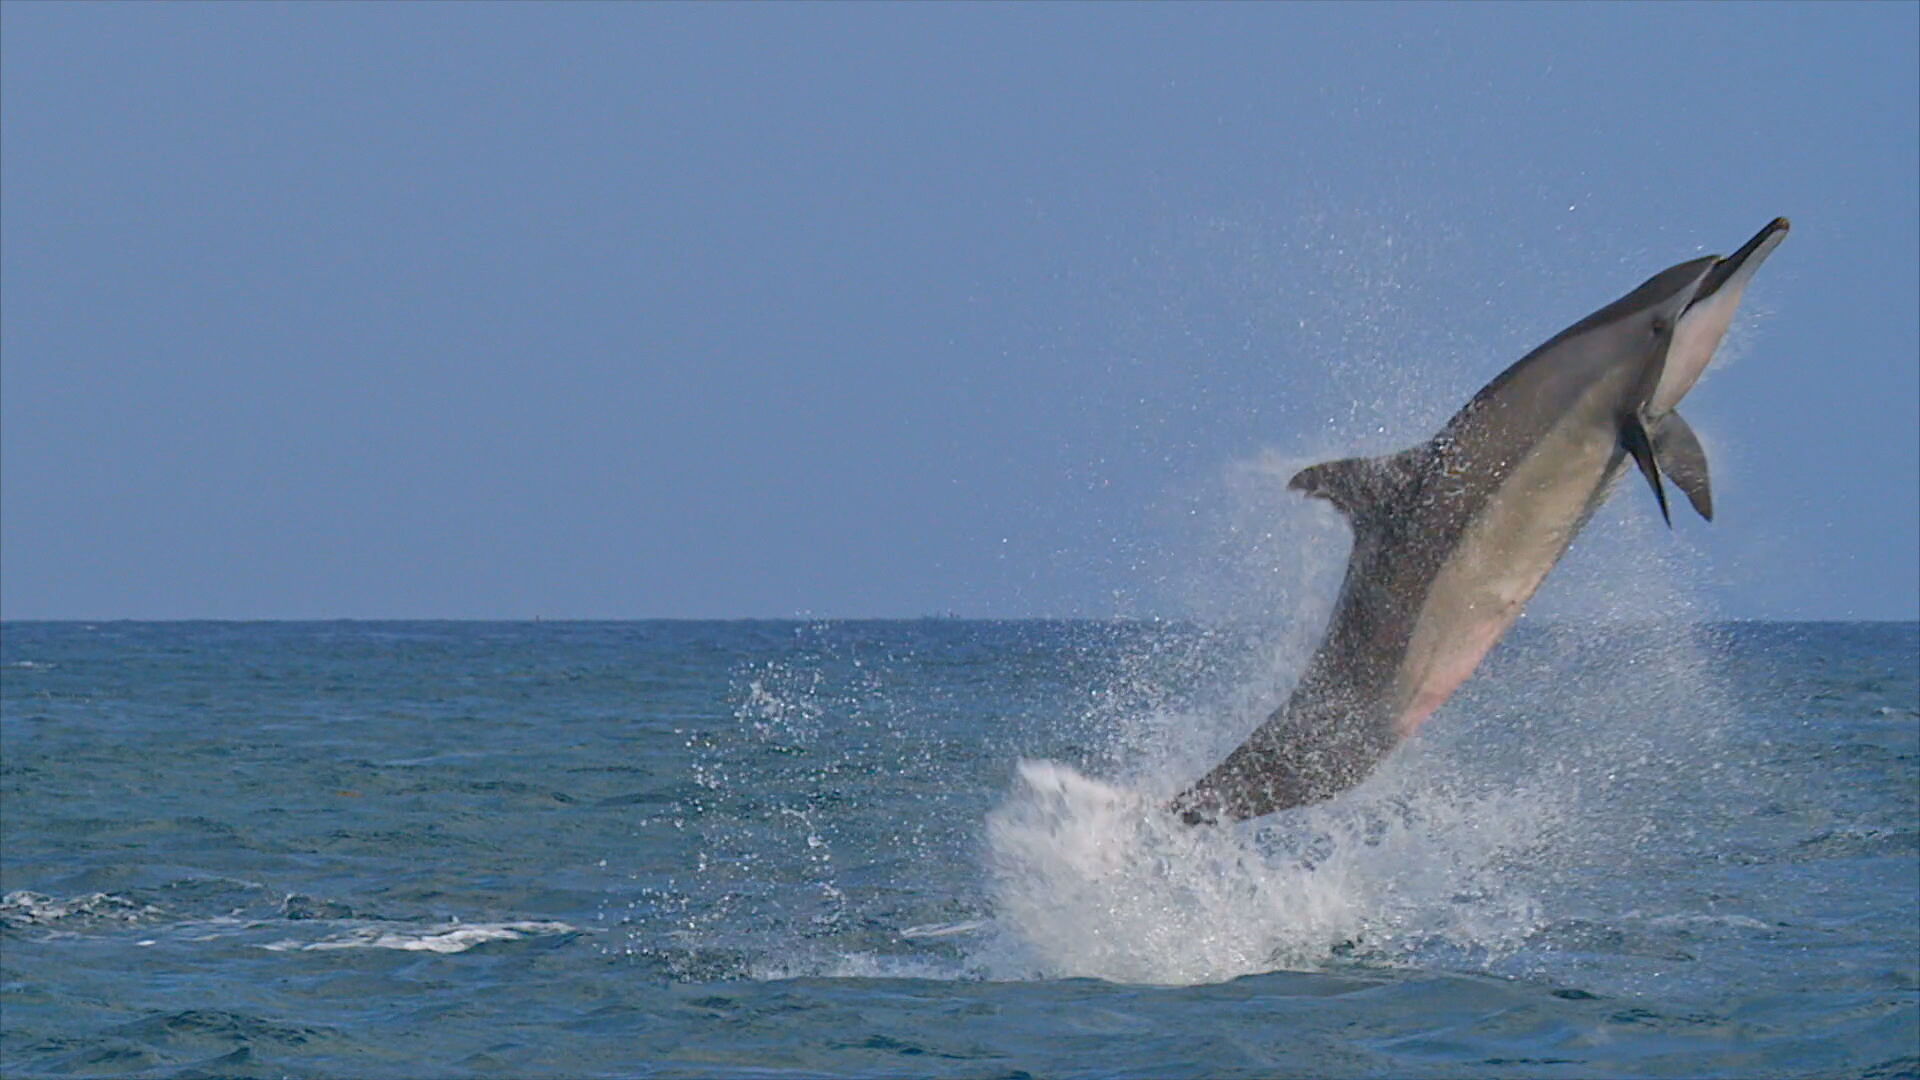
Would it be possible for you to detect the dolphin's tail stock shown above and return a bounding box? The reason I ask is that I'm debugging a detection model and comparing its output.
[1171,696,1398,824]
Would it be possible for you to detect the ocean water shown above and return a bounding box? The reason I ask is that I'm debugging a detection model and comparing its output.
[2,618,1915,1079]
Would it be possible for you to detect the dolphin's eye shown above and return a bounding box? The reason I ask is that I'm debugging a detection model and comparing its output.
[1651,316,1671,336]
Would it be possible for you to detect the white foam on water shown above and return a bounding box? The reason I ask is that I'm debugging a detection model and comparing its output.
[898,919,990,941]
[0,890,164,928]
[750,951,973,982]
[982,757,1556,985]
[263,920,578,954]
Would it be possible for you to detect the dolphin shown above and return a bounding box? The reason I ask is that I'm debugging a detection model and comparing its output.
[1172,218,1790,824]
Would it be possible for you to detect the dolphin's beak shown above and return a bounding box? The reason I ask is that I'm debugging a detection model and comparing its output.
[1692,217,1790,309]
[1649,217,1789,416]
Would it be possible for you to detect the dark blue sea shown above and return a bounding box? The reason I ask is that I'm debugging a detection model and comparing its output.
[2,619,1915,1079]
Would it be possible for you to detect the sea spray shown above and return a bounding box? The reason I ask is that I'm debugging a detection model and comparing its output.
[978,437,1737,985]
[653,481,1740,986]
[973,596,1736,985]
[984,758,1558,985]
[653,204,1747,986]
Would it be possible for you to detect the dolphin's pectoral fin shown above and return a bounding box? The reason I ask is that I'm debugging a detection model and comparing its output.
[1289,450,1419,524]
[1652,412,1713,521]
[1621,413,1672,527]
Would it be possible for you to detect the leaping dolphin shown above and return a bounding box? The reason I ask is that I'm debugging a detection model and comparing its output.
[1172,218,1790,824]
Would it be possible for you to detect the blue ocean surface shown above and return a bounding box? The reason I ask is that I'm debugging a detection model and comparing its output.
[1,619,1915,1079]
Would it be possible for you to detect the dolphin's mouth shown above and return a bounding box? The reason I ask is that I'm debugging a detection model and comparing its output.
[1691,217,1790,308]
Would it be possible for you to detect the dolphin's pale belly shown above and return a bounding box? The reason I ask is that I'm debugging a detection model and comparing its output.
[1392,416,1622,736]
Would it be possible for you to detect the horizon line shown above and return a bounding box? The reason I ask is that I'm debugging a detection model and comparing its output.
[3,615,1915,626]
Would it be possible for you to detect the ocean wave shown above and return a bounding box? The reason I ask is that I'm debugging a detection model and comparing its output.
[0,890,164,930]
[262,920,579,954]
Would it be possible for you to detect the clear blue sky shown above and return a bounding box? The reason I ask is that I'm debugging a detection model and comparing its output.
[3,2,1915,620]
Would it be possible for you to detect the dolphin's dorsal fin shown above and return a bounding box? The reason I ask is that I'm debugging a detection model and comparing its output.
[1653,411,1713,521]
[1289,450,1419,524]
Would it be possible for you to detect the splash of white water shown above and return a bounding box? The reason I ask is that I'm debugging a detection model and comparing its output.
[984,757,1556,985]
[974,202,1742,986]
